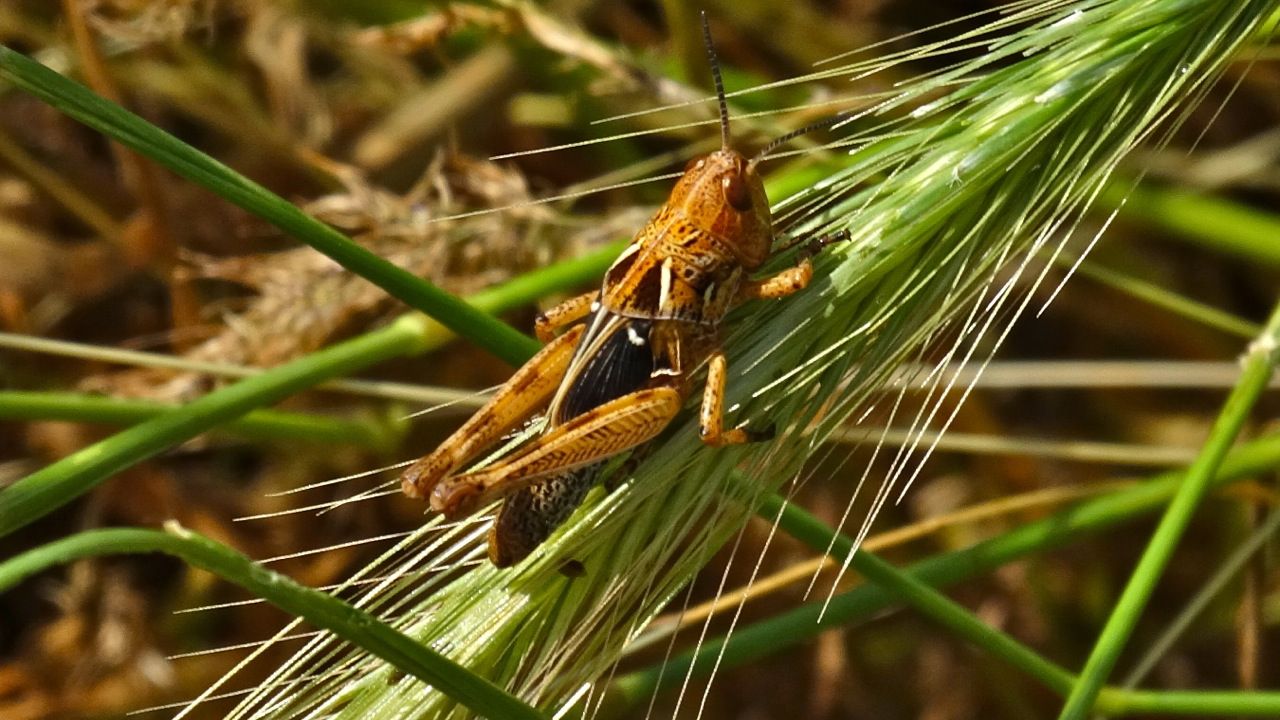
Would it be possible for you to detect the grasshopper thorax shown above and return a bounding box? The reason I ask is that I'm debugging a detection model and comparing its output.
[597,147,774,324]
[596,14,778,325]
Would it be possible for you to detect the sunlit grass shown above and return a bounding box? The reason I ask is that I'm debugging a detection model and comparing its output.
[217,1,1279,718]
[1,1,1277,718]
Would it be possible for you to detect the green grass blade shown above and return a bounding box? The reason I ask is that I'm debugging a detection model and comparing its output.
[767,493,1078,694]
[613,431,1280,702]
[0,239,623,408]
[0,44,538,366]
[1100,177,1280,267]
[0,525,546,720]
[774,495,1280,718]
[0,218,628,531]
[1120,506,1280,689]
[0,226,623,538]
[770,493,1280,716]
[1071,258,1263,339]
[0,315,425,537]
[0,391,401,450]
[1097,689,1280,716]
[1058,306,1280,718]
[415,240,626,354]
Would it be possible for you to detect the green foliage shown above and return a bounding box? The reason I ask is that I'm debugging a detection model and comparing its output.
[0,526,546,720]
[233,2,1280,717]
[1,1,1278,718]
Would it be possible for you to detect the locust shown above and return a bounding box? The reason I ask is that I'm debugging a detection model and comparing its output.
[401,15,847,567]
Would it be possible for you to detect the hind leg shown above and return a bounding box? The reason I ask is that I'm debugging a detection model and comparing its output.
[400,324,584,499]
[432,386,684,517]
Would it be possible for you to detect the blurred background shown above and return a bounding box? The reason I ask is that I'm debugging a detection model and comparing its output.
[0,1,1278,718]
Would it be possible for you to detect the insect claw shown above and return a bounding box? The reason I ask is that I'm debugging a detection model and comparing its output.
[534,313,553,342]
[827,228,853,245]
[431,481,482,518]
[400,467,431,500]
[808,228,851,255]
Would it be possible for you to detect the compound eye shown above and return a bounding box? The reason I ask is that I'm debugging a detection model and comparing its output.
[723,174,752,212]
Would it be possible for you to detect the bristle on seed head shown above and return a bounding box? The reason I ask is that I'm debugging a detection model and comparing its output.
[700,11,731,151]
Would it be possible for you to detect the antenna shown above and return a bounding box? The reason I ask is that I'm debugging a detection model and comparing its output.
[749,112,851,169]
[700,11,731,150]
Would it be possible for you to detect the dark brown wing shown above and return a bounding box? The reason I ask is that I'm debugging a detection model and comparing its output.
[491,312,663,567]
[554,314,659,422]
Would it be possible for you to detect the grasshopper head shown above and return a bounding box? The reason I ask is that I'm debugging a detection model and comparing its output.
[673,148,774,269]
[679,14,774,269]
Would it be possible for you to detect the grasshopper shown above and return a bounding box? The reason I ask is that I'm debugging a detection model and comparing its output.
[401,15,847,567]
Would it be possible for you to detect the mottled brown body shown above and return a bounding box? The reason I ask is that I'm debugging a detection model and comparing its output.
[400,17,846,567]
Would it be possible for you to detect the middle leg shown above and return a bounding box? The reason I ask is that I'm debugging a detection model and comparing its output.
[699,350,774,446]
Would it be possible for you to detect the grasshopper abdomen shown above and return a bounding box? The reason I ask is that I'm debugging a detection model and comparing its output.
[489,313,663,566]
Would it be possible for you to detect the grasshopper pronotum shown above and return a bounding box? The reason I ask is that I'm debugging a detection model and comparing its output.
[401,15,847,567]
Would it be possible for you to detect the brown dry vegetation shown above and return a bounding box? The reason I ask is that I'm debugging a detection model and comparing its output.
[1,1,1278,719]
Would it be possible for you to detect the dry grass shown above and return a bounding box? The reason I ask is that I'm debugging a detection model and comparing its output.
[1,1,1278,718]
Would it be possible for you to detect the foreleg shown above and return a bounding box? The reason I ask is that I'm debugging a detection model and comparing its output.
[736,229,850,302]
[535,291,598,342]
